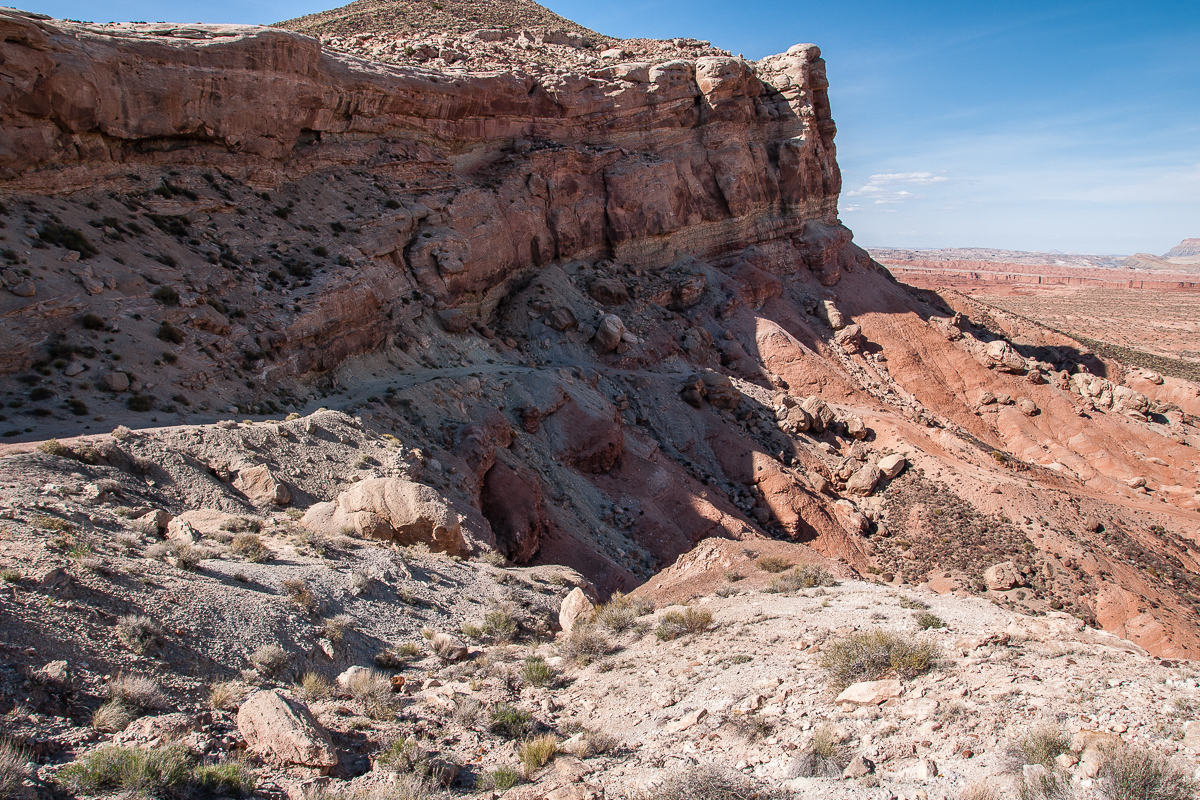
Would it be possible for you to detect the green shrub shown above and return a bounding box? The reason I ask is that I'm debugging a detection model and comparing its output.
[898,596,929,610]
[152,286,179,306]
[655,608,713,641]
[59,745,191,796]
[377,737,427,774]
[521,656,555,687]
[483,609,518,640]
[820,629,939,689]
[481,765,521,790]
[192,759,256,797]
[489,703,533,739]
[915,612,946,630]
[37,224,97,257]
[127,394,154,412]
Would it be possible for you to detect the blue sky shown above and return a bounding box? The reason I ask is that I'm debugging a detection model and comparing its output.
[16,0,1200,254]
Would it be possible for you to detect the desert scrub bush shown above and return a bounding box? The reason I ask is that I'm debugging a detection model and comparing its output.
[655,608,713,641]
[31,514,71,532]
[648,765,769,800]
[453,696,483,727]
[249,644,290,677]
[519,734,558,776]
[350,570,373,595]
[915,612,947,630]
[345,669,394,719]
[116,614,161,654]
[489,703,533,740]
[477,550,507,566]
[559,624,612,665]
[756,555,792,573]
[230,533,270,562]
[36,438,72,458]
[765,565,837,593]
[483,608,518,641]
[377,737,427,774]
[1095,746,1198,800]
[37,224,97,257]
[593,591,654,632]
[820,629,940,689]
[898,595,929,610]
[321,614,353,646]
[480,765,522,791]
[208,681,243,711]
[521,656,556,687]
[0,569,20,583]
[0,737,26,798]
[960,782,1003,800]
[281,578,317,613]
[191,758,256,798]
[58,744,255,799]
[1004,725,1070,770]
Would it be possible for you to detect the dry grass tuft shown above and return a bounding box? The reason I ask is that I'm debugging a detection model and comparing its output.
[820,629,939,689]
[755,555,792,573]
[231,533,270,562]
[0,737,26,798]
[281,579,318,613]
[648,765,772,800]
[345,669,394,719]
[559,624,612,665]
[519,734,557,776]
[249,644,290,677]
[1096,746,1198,800]
[208,681,243,711]
[655,608,713,641]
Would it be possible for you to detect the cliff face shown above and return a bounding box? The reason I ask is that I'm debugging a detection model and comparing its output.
[3,8,1200,660]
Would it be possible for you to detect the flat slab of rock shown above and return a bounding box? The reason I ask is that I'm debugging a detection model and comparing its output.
[237,690,336,768]
[984,561,1020,591]
[835,679,901,705]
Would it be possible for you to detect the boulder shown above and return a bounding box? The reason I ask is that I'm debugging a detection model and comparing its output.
[700,372,741,409]
[844,414,867,439]
[877,454,906,479]
[978,391,997,406]
[983,340,1026,373]
[779,405,812,433]
[336,666,370,689]
[130,509,172,535]
[593,314,626,354]
[845,463,882,496]
[658,274,706,310]
[1016,398,1039,416]
[10,280,35,297]
[834,323,864,353]
[300,477,472,556]
[835,679,901,705]
[102,372,130,392]
[237,690,337,768]
[843,754,875,778]
[558,587,594,634]
[589,277,629,305]
[833,499,869,534]
[233,465,290,505]
[546,307,577,331]
[436,308,472,333]
[983,561,1021,591]
[800,396,835,432]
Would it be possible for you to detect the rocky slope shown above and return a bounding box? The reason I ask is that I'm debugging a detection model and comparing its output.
[1,3,1200,782]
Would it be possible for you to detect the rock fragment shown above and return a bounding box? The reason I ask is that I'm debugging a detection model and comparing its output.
[237,690,337,768]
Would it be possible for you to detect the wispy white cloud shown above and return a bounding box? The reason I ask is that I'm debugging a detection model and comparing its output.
[845,171,949,205]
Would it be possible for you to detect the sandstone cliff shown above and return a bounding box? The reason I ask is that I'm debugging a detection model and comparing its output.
[2,5,1200,668]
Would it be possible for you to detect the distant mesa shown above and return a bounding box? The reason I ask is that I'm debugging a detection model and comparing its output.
[1164,238,1200,258]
